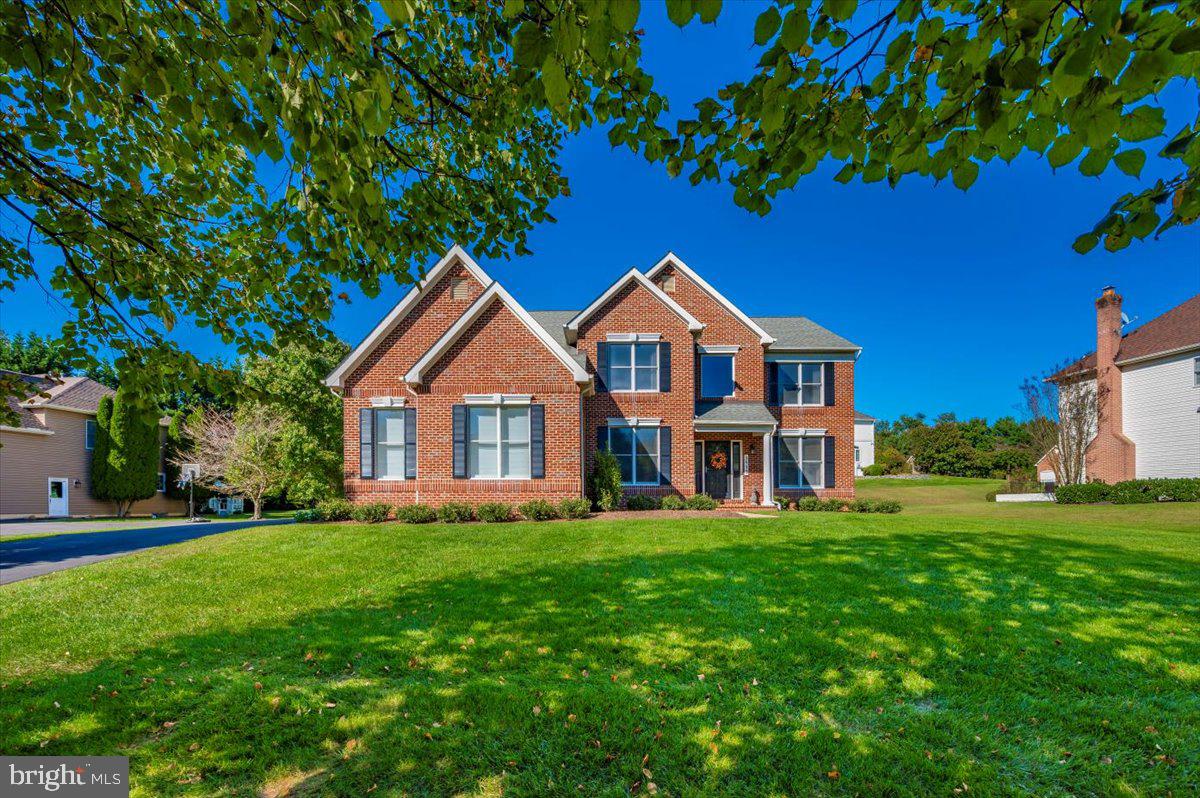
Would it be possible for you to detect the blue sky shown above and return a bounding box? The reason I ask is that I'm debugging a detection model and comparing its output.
[3,3,1198,422]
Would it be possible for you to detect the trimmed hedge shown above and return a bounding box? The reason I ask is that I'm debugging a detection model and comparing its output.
[557,498,591,519]
[518,499,558,521]
[350,502,391,523]
[684,494,718,510]
[861,464,886,476]
[316,498,353,521]
[660,495,687,510]
[625,494,659,511]
[396,503,437,524]
[1056,478,1200,505]
[437,502,475,523]
[476,502,514,523]
[293,508,322,523]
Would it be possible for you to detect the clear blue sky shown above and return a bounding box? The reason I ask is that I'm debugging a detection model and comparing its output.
[3,3,1197,422]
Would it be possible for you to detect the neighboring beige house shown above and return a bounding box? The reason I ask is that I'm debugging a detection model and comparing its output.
[0,372,183,518]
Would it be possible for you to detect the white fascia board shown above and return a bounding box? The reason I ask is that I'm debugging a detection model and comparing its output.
[18,402,96,416]
[0,425,54,436]
[324,245,490,388]
[405,283,591,386]
[564,268,704,344]
[646,253,776,344]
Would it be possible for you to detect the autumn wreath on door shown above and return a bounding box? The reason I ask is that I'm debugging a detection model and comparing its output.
[708,449,728,470]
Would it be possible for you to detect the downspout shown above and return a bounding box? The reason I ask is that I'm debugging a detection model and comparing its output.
[406,382,420,505]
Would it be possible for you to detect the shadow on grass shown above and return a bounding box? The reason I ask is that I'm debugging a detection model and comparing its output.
[2,529,1197,796]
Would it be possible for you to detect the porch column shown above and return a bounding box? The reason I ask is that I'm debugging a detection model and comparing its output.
[761,432,774,506]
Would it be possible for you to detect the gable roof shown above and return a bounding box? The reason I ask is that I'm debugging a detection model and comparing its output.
[645,253,775,345]
[406,283,592,386]
[527,311,587,368]
[753,316,861,352]
[324,245,491,388]
[854,410,876,423]
[1051,293,1200,379]
[563,268,704,344]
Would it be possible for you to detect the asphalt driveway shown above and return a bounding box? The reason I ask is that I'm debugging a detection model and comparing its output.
[0,519,291,584]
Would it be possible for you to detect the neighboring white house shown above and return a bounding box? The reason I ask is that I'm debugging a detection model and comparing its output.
[854,410,876,476]
[207,496,245,516]
[1041,289,1200,483]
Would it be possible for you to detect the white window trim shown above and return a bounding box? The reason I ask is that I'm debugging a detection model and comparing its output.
[607,424,662,486]
[699,352,736,399]
[369,396,407,407]
[777,435,825,489]
[607,340,660,394]
[1194,356,1199,387]
[464,394,532,406]
[698,344,740,354]
[777,361,827,407]
[468,405,532,480]
[606,333,661,342]
[85,419,97,451]
[374,408,408,481]
[157,472,167,493]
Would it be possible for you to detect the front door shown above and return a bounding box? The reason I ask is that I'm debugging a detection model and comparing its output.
[47,478,69,516]
[703,441,730,500]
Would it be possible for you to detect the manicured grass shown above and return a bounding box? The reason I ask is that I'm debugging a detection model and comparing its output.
[0,482,1196,796]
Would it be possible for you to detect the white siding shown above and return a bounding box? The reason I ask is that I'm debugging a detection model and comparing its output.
[1122,350,1200,478]
[854,420,875,475]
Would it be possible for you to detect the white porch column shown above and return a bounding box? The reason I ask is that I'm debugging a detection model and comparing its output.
[761,432,774,506]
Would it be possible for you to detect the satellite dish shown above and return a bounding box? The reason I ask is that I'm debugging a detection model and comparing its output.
[1120,312,1131,325]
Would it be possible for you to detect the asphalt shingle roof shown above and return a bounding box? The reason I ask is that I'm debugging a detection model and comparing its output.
[527,310,587,368]
[1052,293,1200,379]
[752,316,859,351]
[694,400,777,426]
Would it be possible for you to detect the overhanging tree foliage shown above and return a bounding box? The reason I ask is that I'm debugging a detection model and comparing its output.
[655,0,1198,252]
[2,0,1195,408]
[0,0,665,402]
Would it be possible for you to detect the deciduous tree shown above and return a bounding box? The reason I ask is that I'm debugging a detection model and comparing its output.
[177,405,289,520]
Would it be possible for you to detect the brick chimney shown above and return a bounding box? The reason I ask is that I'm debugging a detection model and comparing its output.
[1085,286,1136,482]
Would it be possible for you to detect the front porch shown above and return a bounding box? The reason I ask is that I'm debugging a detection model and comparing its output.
[693,401,777,507]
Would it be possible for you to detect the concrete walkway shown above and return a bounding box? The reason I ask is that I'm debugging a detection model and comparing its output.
[0,519,291,584]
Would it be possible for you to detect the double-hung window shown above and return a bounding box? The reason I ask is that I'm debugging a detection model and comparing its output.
[85,419,97,451]
[375,409,407,479]
[608,342,659,392]
[468,405,531,479]
[778,436,824,488]
[608,425,660,485]
[778,363,824,405]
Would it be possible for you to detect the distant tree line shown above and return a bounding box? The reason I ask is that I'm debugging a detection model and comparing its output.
[869,412,1044,479]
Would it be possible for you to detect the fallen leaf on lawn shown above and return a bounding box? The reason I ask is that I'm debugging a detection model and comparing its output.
[162,721,176,729]
[532,706,542,715]
[647,783,658,794]
[342,739,359,759]
[324,702,336,708]
[567,714,577,722]
[827,769,840,780]
[188,743,200,752]
[254,682,263,691]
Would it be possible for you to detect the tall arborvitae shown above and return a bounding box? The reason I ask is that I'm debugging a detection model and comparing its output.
[89,394,114,501]
[93,387,159,516]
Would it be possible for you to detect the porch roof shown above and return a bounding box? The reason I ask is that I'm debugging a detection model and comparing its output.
[694,401,777,433]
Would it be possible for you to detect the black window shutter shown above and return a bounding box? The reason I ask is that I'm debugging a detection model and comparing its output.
[824,435,836,488]
[452,404,467,478]
[596,424,608,451]
[773,434,780,489]
[595,342,608,392]
[659,342,671,392]
[824,362,836,406]
[768,363,779,405]
[659,426,672,485]
[404,407,417,479]
[359,408,374,479]
[530,404,545,478]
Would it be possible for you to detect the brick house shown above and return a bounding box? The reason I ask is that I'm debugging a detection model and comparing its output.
[324,247,861,507]
[1037,287,1200,485]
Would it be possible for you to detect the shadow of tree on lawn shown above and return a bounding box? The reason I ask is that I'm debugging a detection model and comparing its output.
[2,528,1197,796]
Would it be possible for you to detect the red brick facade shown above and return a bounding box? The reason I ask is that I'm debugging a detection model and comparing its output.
[330,249,858,508]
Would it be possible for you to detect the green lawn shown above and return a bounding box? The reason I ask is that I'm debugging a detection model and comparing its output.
[1,480,1196,796]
